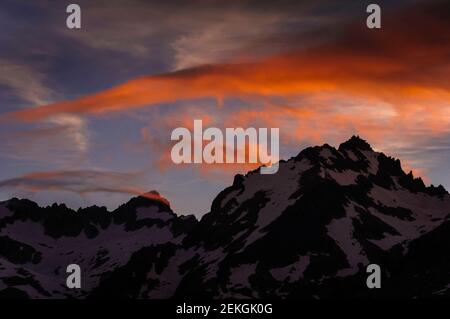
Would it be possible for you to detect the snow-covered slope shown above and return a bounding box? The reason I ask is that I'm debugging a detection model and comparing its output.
[0,193,196,298]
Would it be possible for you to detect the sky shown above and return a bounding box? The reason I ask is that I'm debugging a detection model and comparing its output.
[0,0,449,217]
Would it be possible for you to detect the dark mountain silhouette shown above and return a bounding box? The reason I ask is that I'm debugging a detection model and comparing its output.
[0,136,449,299]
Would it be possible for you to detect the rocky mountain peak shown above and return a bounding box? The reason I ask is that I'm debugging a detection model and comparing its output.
[1,137,450,299]
[139,190,171,208]
[339,135,373,152]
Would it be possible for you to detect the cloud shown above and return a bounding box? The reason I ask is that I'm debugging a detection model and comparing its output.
[0,58,89,158]
[0,114,89,165]
[0,169,146,197]
[5,1,449,142]
[0,58,54,106]
[170,8,299,70]
[1,0,449,197]
[48,114,89,154]
[59,0,331,64]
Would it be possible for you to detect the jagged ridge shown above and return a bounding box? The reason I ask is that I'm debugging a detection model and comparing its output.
[1,136,449,299]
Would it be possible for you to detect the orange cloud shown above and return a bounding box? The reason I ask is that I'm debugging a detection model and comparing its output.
[2,1,448,182]
[4,1,449,124]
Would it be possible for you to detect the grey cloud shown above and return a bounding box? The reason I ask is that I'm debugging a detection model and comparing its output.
[0,58,55,106]
[0,169,144,196]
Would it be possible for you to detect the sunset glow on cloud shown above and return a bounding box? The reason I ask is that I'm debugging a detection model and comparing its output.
[0,0,449,214]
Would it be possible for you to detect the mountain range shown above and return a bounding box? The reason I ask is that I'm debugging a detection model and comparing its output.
[1,136,449,299]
